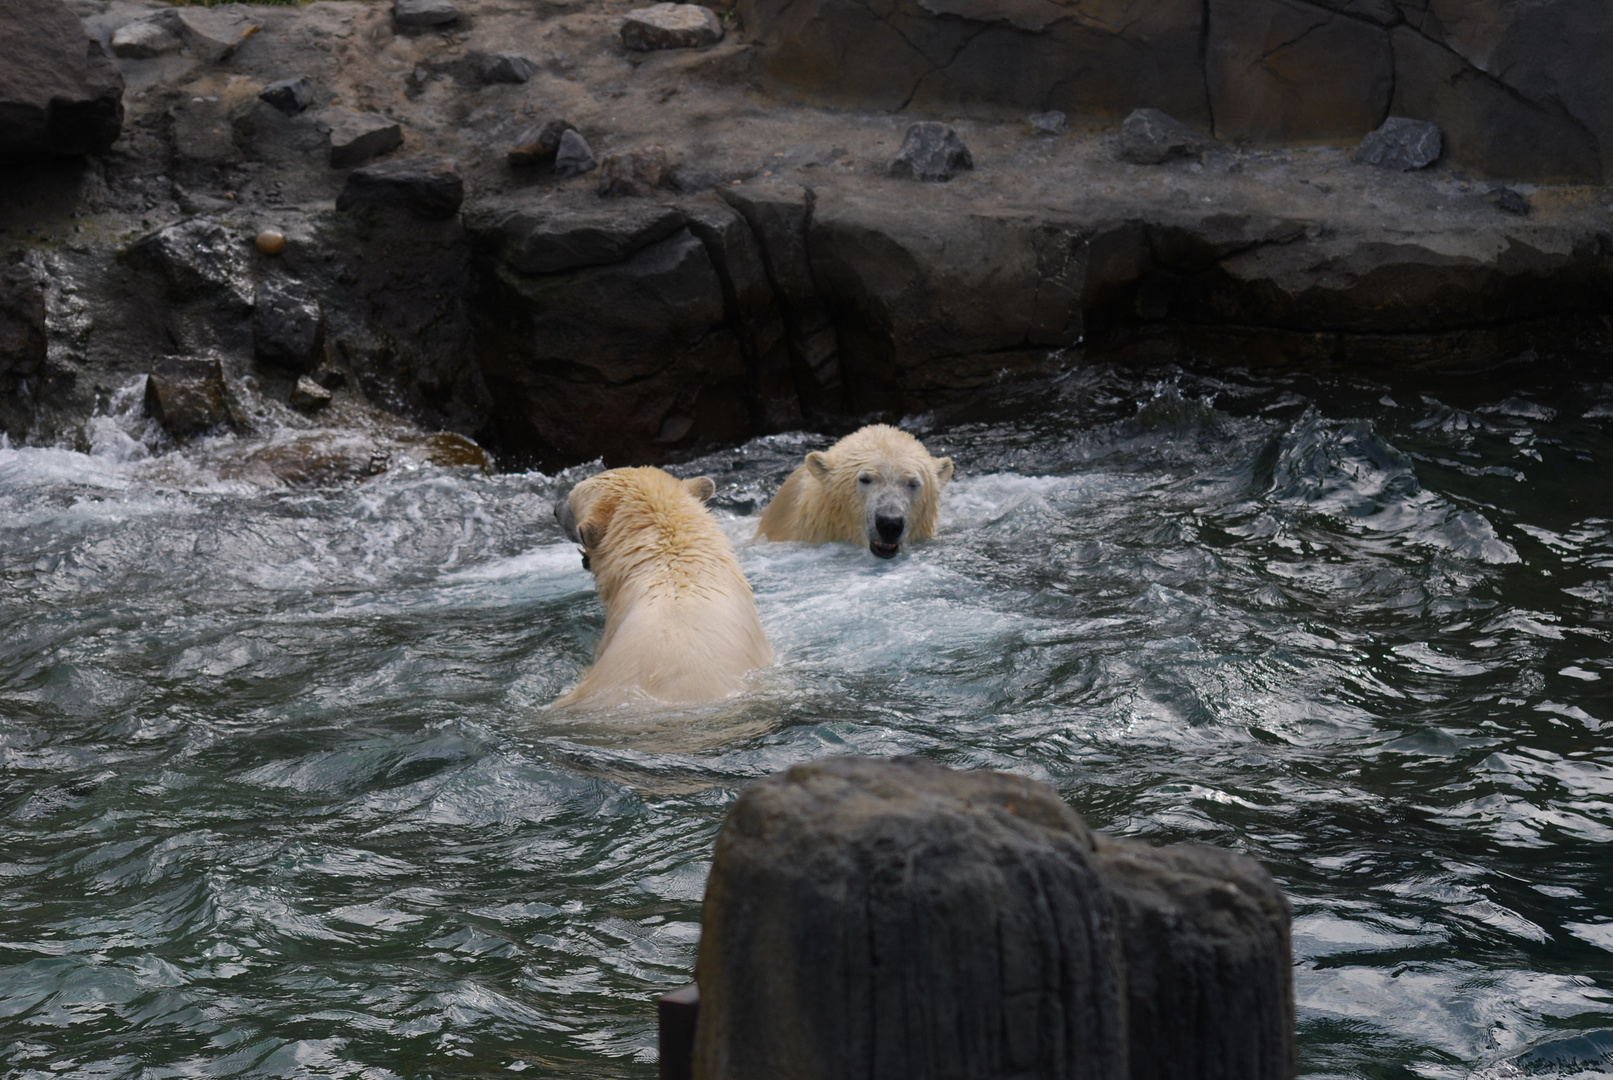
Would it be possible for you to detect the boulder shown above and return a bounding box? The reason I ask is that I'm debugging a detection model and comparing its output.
[554,129,597,177]
[258,77,314,117]
[110,18,182,60]
[289,375,333,411]
[887,122,971,182]
[147,6,262,64]
[318,107,403,168]
[479,53,537,84]
[467,199,688,275]
[394,0,459,27]
[507,119,576,168]
[1354,116,1441,171]
[597,145,671,197]
[472,227,750,463]
[0,266,48,387]
[692,757,1294,1080]
[1118,108,1217,165]
[620,4,725,50]
[143,357,232,437]
[123,218,249,304]
[336,157,465,220]
[0,0,124,161]
[253,279,326,374]
[1030,110,1068,135]
[720,182,841,416]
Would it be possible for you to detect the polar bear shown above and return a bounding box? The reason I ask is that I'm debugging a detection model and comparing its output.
[552,467,772,708]
[756,424,955,558]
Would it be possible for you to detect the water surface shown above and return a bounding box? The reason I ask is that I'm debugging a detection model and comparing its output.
[3,355,1612,1079]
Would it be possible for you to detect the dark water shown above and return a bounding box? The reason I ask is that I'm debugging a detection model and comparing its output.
[3,354,1612,1079]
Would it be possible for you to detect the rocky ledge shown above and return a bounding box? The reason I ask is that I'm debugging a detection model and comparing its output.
[2,0,1610,471]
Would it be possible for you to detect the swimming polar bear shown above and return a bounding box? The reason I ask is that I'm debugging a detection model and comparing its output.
[756,424,955,558]
[553,467,771,707]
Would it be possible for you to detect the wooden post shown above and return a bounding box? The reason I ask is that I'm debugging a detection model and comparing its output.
[690,756,1293,1080]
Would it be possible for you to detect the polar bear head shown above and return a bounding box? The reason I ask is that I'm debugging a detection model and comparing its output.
[806,424,954,559]
[555,468,717,575]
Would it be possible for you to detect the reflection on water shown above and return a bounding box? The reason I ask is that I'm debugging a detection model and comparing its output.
[3,354,1613,1078]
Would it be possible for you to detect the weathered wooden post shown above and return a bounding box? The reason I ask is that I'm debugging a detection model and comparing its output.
[681,756,1292,1080]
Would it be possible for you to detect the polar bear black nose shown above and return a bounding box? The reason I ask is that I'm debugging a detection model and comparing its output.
[875,514,905,542]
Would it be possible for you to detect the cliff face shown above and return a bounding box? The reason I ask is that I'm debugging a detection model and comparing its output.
[740,0,1613,184]
[1,0,1610,470]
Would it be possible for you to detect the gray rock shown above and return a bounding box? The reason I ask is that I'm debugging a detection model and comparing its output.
[620,3,724,50]
[110,18,182,59]
[158,6,262,64]
[472,228,749,462]
[1119,107,1217,165]
[692,756,1293,1080]
[336,157,464,220]
[597,145,671,197]
[0,0,124,161]
[668,167,721,193]
[0,267,47,385]
[1030,109,1068,135]
[554,129,596,177]
[1492,187,1530,216]
[887,122,972,182]
[258,77,314,117]
[466,199,688,275]
[123,217,248,303]
[1354,116,1442,170]
[318,107,403,169]
[720,182,840,416]
[393,0,459,26]
[479,53,537,84]
[253,279,326,374]
[289,375,333,411]
[506,119,576,168]
[143,357,232,437]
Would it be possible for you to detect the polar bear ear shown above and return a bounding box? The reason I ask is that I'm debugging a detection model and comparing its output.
[935,456,955,485]
[682,476,717,503]
[806,451,832,481]
[578,520,604,549]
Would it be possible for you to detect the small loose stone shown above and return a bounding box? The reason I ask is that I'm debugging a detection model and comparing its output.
[255,230,287,255]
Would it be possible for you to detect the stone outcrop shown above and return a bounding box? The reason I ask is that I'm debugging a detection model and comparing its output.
[0,0,123,161]
[144,356,233,437]
[337,158,465,220]
[0,267,48,391]
[737,0,1613,181]
[693,756,1293,1080]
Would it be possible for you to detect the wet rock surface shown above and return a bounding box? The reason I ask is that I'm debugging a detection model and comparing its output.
[695,756,1293,1080]
[0,0,1609,468]
[144,355,232,437]
[253,278,326,374]
[0,267,48,388]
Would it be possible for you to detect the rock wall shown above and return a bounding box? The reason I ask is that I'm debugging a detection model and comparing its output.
[737,0,1613,182]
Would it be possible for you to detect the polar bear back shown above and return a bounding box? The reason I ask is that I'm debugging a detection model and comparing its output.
[556,467,771,708]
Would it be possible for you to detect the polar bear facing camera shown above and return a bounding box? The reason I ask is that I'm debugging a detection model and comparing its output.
[756,424,955,558]
[553,467,771,707]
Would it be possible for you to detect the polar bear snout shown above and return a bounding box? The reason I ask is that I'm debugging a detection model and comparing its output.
[871,512,906,557]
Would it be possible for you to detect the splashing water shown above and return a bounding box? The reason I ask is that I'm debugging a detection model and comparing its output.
[3,356,1612,1079]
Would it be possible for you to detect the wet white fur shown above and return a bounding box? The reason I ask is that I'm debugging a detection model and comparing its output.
[555,467,771,707]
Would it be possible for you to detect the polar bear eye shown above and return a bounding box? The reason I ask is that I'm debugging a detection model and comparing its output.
[857,473,873,485]
[906,477,921,490]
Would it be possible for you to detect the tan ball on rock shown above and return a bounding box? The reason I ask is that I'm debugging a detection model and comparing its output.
[254,230,287,256]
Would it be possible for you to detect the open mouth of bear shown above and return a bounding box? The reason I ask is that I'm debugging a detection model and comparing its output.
[870,541,900,559]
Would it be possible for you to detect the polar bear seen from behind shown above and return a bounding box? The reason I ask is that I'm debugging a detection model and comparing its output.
[756,424,955,558]
[553,467,771,708]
